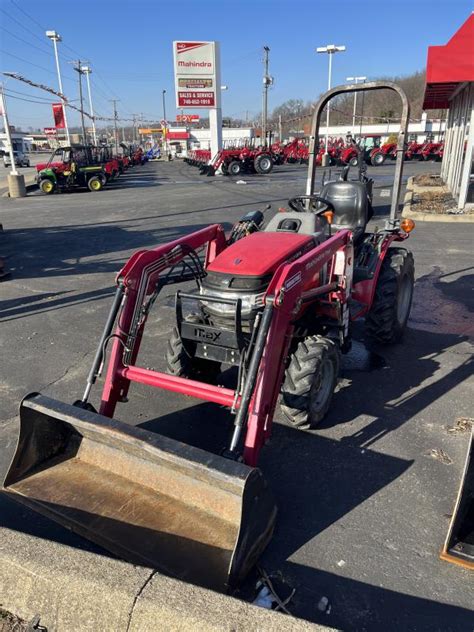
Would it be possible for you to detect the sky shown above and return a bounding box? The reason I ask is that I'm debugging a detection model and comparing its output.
[0,0,472,130]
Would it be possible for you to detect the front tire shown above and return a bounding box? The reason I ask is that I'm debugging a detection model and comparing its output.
[166,326,221,382]
[228,160,242,176]
[281,335,340,430]
[349,156,359,167]
[39,178,55,194]
[372,152,385,166]
[365,248,414,344]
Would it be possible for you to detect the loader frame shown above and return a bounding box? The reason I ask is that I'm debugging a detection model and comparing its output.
[90,225,353,466]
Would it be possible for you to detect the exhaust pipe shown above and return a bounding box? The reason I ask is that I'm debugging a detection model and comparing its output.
[3,394,277,591]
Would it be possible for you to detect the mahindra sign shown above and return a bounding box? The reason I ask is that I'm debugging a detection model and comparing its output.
[173,41,220,108]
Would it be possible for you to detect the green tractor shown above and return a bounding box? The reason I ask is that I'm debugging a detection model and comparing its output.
[37,145,107,195]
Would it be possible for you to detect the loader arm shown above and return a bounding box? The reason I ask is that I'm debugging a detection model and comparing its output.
[240,229,353,465]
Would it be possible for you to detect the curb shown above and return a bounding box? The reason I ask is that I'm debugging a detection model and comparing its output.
[402,176,474,223]
[0,525,327,632]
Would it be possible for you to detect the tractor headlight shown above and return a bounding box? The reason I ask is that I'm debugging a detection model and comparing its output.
[199,288,265,318]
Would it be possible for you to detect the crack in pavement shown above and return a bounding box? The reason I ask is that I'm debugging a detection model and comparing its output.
[40,350,92,393]
[126,569,159,632]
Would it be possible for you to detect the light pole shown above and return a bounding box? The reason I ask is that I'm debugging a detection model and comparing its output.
[46,30,71,145]
[262,46,272,147]
[81,65,97,145]
[346,76,366,134]
[316,44,346,162]
[162,89,168,158]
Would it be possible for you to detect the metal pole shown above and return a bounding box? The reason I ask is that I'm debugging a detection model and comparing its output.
[110,99,119,155]
[279,114,282,142]
[325,52,332,155]
[262,46,270,147]
[49,36,71,145]
[352,90,357,131]
[83,67,97,145]
[73,61,87,144]
[0,85,18,175]
[162,89,168,158]
[359,90,365,137]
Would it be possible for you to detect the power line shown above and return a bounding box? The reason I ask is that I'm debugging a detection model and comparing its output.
[0,25,56,58]
[0,7,52,53]
[4,87,57,101]
[0,49,76,81]
[9,0,47,32]
[3,92,55,104]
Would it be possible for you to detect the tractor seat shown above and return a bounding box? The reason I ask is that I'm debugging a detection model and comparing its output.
[319,181,369,243]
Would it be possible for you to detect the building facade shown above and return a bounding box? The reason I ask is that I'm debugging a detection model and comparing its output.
[423,14,474,208]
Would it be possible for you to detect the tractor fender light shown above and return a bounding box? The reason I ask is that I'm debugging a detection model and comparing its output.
[400,218,415,233]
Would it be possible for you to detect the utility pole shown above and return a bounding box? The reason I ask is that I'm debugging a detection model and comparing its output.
[81,65,97,145]
[162,89,168,158]
[262,46,272,147]
[46,30,71,145]
[278,114,282,142]
[71,60,88,143]
[110,99,119,154]
[132,114,137,143]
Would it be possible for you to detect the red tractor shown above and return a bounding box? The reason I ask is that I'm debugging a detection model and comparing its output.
[5,81,417,592]
[204,146,274,176]
[370,141,397,166]
[405,140,423,160]
[418,139,444,161]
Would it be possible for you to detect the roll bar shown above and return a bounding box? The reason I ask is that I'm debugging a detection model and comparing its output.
[306,81,410,225]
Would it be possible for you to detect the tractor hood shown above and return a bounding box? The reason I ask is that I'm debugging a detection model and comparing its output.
[208,231,313,277]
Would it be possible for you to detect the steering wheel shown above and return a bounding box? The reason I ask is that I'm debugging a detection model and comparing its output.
[288,194,335,215]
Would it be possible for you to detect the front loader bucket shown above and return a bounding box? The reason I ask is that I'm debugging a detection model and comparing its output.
[3,394,277,591]
[441,428,473,569]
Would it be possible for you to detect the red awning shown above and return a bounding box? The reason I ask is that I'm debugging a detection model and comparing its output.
[167,131,190,140]
[423,14,474,109]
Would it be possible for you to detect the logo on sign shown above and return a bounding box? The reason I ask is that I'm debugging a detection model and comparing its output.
[177,42,207,53]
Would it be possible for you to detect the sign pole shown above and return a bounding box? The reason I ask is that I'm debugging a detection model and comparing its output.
[210,42,222,162]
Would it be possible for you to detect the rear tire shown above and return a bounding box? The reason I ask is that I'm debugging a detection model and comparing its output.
[254,154,273,174]
[281,335,340,430]
[365,248,414,344]
[349,156,359,167]
[88,176,103,192]
[166,326,221,382]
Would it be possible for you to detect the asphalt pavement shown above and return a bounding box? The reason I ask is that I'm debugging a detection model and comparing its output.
[0,159,472,630]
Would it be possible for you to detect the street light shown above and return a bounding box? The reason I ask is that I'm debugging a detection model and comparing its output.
[316,44,346,161]
[81,65,97,145]
[162,89,168,158]
[46,30,71,145]
[346,76,367,134]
